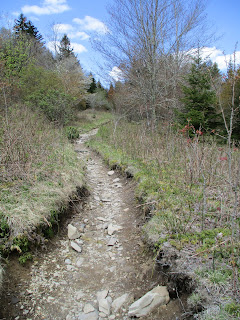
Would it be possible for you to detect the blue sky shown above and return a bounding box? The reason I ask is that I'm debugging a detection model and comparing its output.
[1,0,240,82]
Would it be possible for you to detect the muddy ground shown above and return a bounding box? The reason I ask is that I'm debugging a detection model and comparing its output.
[0,131,189,320]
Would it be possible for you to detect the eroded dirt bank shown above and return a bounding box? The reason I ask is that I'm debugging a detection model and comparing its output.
[0,131,187,320]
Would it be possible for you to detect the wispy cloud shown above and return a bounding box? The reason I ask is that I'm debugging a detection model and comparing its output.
[22,0,70,16]
[53,23,90,40]
[72,42,87,54]
[190,47,240,71]
[73,16,108,34]
[47,40,87,54]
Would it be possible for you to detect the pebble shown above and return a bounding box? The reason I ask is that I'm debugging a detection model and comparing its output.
[70,241,82,253]
[76,258,84,267]
[107,170,115,176]
[107,238,117,246]
[65,259,71,265]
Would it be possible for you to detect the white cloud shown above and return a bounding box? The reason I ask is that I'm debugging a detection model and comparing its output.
[22,0,70,15]
[73,16,108,34]
[72,42,87,54]
[109,67,124,81]
[188,47,240,71]
[52,23,90,40]
[47,41,87,54]
[70,31,89,40]
[53,23,74,33]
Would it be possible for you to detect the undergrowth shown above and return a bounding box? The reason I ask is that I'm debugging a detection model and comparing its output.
[0,105,85,270]
[88,120,240,318]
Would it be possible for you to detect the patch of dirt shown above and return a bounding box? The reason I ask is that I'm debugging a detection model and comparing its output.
[0,130,190,320]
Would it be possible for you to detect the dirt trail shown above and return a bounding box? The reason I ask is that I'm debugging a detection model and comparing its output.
[0,130,185,320]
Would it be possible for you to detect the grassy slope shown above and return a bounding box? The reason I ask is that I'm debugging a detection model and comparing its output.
[88,121,240,320]
[0,107,85,262]
[0,109,113,289]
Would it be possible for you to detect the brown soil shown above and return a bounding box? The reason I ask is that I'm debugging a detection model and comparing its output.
[0,130,189,320]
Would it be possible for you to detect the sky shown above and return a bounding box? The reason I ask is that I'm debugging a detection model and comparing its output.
[1,0,240,83]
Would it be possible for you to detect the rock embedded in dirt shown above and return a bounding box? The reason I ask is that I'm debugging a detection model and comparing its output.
[112,293,129,312]
[113,178,120,183]
[67,224,81,240]
[84,303,95,314]
[97,290,109,301]
[107,223,123,236]
[107,237,118,246]
[98,298,111,315]
[78,311,98,320]
[128,285,170,317]
[107,170,115,176]
[76,257,84,267]
[70,241,82,253]
[64,259,71,265]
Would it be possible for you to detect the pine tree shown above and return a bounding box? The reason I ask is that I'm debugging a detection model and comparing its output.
[180,56,217,130]
[14,14,43,43]
[58,34,74,60]
[87,76,97,93]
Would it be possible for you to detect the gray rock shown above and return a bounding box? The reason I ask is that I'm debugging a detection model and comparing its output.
[65,259,71,265]
[97,290,108,301]
[76,258,84,267]
[107,237,117,246]
[77,311,98,320]
[113,178,120,183]
[70,241,82,253]
[112,293,129,312]
[107,223,123,236]
[107,170,115,176]
[68,224,81,240]
[99,298,111,315]
[76,290,85,300]
[84,303,95,314]
[128,286,170,317]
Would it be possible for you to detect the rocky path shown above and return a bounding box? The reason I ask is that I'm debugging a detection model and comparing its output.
[0,130,184,320]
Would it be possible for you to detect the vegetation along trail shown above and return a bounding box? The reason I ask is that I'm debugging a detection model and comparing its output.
[0,130,186,320]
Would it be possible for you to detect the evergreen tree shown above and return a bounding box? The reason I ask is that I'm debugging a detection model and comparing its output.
[87,76,97,93]
[58,34,74,60]
[14,14,43,43]
[180,56,218,130]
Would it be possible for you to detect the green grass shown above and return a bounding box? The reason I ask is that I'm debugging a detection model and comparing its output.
[88,120,240,318]
[71,110,112,133]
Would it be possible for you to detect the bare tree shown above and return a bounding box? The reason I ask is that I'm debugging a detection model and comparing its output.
[94,0,209,127]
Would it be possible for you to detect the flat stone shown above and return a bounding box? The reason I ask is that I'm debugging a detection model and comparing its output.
[68,224,81,240]
[84,303,95,314]
[112,293,129,312]
[77,311,98,320]
[76,290,85,300]
[97,290,108,301]
[70,241,82,253]
[97,217,108,222]
[113,178,120,183]
[99,298,111,315]
[128,286,170,317]
[76,258,84,267]
[107,170,115,176]
[107,237,117,246]
[108,223,123,235]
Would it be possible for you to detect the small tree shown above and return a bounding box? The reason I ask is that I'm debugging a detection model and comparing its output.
[58,34,74,60]
[180,55,218,130]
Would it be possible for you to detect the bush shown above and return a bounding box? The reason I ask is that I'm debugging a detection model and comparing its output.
[65,126,79,141]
